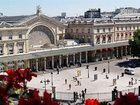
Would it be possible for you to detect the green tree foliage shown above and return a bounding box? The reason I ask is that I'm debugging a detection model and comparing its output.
[129,29,140,57]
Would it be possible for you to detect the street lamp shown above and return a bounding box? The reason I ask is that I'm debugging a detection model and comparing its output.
[108,61,110,73]
[86,65,89,78]
[51,72,56,100]
[51,72,53,87]
[40,79,50,90]
[88,68,89,78]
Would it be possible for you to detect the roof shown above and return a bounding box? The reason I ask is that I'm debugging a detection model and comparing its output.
[0,14,65,27]
[114,13,140,19]
[0,14,36,25]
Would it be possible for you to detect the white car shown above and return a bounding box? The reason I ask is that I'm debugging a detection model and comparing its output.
[124,68,135,75]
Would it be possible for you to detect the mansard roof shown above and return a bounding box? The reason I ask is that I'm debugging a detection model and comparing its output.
[0,14,64,27]
[0,14,36,25]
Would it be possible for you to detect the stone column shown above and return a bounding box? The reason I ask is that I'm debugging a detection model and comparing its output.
[24,60,30,68]
[44,57,46,70]
[66,55,68,66]
[125,46,127,56]
[36,59,38,71]
[23,42,26,53]
[14,42,17,54]
[52,56,54,69]
[121,47,123,57]
[111,49,114,58]
[14,61,18,70]
[3,43,7,55]
[59,55,62,67]
[85,51,88,63]
[100,50,102,61]
[3,63,7,71]
[129,47,132,55]
[116,47,118,58]
[79,52,81,63]
[73,54,75,65]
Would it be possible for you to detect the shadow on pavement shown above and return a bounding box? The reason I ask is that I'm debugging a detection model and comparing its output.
[115,58,140,68]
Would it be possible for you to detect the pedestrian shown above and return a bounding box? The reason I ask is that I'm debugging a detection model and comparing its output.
[84,88,87,93]
[117,75,119,79]
[79,93,81,99]
[65,79,67,84]
[103,68,106,73]
[106,75,109,79]
[95,67,97,71]
[73,92,76,102]
[57,68,59,74]
[135,79,137,84]
[77,80,79,85]
[129,81,131,86]
[82,90,85,100]
[75,92,78,99]
[69,84,71,90]
[86,65,89,69]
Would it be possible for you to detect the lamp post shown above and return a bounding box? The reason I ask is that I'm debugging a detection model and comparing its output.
[88,68,89,78]
[51,72,56,100]
[40,79,50,90]
[51,72,53,87]
[108,61,110,73]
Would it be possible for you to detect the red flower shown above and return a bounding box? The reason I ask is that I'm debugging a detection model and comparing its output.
[85,99,100,105]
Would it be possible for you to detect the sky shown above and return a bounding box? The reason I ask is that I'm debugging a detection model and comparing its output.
[0,0,140,17]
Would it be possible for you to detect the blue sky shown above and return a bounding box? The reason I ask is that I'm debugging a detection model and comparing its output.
[0,0,140,17]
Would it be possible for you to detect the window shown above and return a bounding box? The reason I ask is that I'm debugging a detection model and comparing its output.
[0,35,2,40]
[8,44,14,54]
[76,29,79,33]
[117,27,119,31]
[88,29,90,33]
[96,36,100,44]
[71,29,73,33]
[0,46,3,55]
[129,26,131,30]
[8,32,13,40]
[9,35,12,40]
[108,35,111,43]
[97,29,99,33]
[82,28,84,33]
[121,33,123,39]
[117,33,119,40]
[125,33,128,39]
[129,32,132,38]
[19,33,22,39]
[125,26,127,30]
[133,26,135,30]
[102,36,106,43]
[108,28,111,32]
[121,27,123,30]
[18,43,24,53]
[103,28,105,32]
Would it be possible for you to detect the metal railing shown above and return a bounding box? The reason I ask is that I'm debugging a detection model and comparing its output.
[29,87,139,102]
[85,87,139,102]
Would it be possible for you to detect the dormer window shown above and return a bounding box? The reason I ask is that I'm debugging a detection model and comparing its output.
[8,32,13,40]
[0,36,2,40]
[19,33,22,39]
[0,33,2,40]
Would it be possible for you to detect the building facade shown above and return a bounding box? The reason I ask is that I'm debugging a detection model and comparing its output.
[0,9,138,72]
[65,18,140,62]
[84,9,101,18]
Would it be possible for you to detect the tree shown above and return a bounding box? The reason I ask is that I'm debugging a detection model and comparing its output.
[129,29,140,57]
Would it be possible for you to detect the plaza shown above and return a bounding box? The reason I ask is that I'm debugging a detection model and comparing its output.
[27,57,140,101]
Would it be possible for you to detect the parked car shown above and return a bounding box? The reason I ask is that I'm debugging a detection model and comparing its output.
[124,68,135,75]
